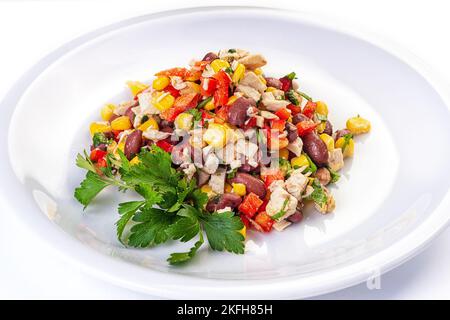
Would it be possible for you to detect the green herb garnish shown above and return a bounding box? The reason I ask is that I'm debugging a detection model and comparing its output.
[286,90,299,106]
[196,96,213,110]
[228,49,236,53]
[329,169,340,184]
[92,132,111,147]
[306,179,328,207]
[271,198,289,220]
[298,91,313,101]
[285,72,296,80]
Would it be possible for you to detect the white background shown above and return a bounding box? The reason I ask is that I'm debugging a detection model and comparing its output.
[0,0,449,299]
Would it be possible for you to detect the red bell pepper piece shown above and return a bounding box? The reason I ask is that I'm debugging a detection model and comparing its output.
[302,101,317,118]
[271,119,286,132]
[279,76,292,92]
[112,130,122,142]
[238,192,264,218]
[160,93,200,122]
[90,149,107,162]
[240,214,251,229]
[214,105,229,124]
[156,140,173,153]
[163,84,180,98]
[213,70,231,107]
[296,120,318,136]
[287,103,302,115]
[155,67,190,78]
[261,168,285,188]
[97,157,108,168]
[275,107,291,120]
[242,117,257,130]
[254,211,274,232]
[200,77,218,97]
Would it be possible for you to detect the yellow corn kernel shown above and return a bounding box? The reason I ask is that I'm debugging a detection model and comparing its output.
[308,177,315,185]
[316,121,326,134]
[291,154,309,168]
[204,98,215,111]
[130,156,140,166]
[335,137,355,157]
[126,81,148,96]
[152,92,175,111]
[111,116,132,131]
[118,141,125,152]
[239,226,246,239]
[89,121,111,136]
[279,148,289,160]
[254,68,263,76]
[210,59,230,73]
[266,87,277,93]
[200,184,216,198]
[259,75,267,85]
[226,95,239,106]
[152,76,170,90]
[174,113,194,131]
[232,183,247,196]
[315,101,329,116]
[203,123,227,148]
[346,116,371,135]
[319,133,335,151]
[232,63,245,84]
[138,117,159,131]
[101,104,116,121]
[224,183,233,193]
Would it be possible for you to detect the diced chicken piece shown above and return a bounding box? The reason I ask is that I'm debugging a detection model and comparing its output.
[287,137,303,156]
[240,72,267,93]
[218,48,249,62]
[285,169,309,200]
[255,115,265,128]
[236,140,258,159]
[266,184,298,219]
[328,148,344,172]
[230,159,242,169]
[170,76,186,90]
[273,220,292,231]
[215,143,235,164]
[238,54,267,70]
[292,80,300,91]
[201,64,215,78]
[142,129,171,141]
[261,92,290,111]
[208,167,226,194]
[246,106,259,117]
[315,188,336,214]
[260,110,279,120]
[236,85,261,102]
[182,163,197,181]
[203,153,219,174]
[271,89,285,100]
[217,206,232,214]
[137,92,160,115]
[302,185,314,199]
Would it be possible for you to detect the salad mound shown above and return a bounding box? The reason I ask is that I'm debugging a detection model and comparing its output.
[74,49,371,265]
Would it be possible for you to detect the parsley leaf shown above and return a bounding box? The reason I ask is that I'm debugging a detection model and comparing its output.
[74,171,110,209]
[189,188,209,210]
[116,201,145,243]
[202,211,245,254]
[92,132,111,147]
[167,233,204,265]
[271,198,289,220]
[76,151,96,173]
[186,107,202,122]
[329,169,340,183]
[303,153,317,174]
[127,208,176,247]
[285,72,296,80]
[227,168,237,179]
[166,206,201,242]
[307,179,328,207]
[286,90,299,105]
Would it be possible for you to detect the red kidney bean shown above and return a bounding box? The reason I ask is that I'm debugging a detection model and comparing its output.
[302,132,329,166]
[334,129,351,141]
[229,172,266,199]
[202,52,219,62]
[287,210,303,223]
[286,122,299,142]
[264,77,282,89]
[206,193,242,212]
[315,167,331,186]
[124,130,142,160]
[228,97,255,127]
[109,114,119,123]
[125,106,136,123]
[292,113,309,124]
[323,120,333,136]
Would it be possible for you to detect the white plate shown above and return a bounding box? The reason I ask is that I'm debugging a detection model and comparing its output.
[1,7,449,299]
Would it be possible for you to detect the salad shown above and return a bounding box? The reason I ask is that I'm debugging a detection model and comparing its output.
[74,49,371,265]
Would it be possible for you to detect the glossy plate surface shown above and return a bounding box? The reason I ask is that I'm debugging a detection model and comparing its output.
[1,7,449,299]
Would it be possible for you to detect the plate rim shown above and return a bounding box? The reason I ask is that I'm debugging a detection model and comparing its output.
[1,6,449,299]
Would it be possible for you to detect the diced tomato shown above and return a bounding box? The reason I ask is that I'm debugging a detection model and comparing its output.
[214,105,229,124]
[287,103,302,115]
[279,76,292,92]
[296,120,319,136]
[238,192,264,218]
[271,119,286,132]
[242,117,257,130]
[261,169,285,188]
[90,148,107,162]
[275,107,291,120]
[240,214,251,229]
[302,101,317,118]
[200,77,218,97]
[97,157,107,168]
[163,85,180,98]
[254,211,274,232]
[201,110,214,119]
[258,199,269,213]
[156,140,173,153]
[213,70,231,107]
[155,67,190,78]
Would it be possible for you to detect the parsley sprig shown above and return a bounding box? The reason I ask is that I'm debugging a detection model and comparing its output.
[74,145,245,265]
